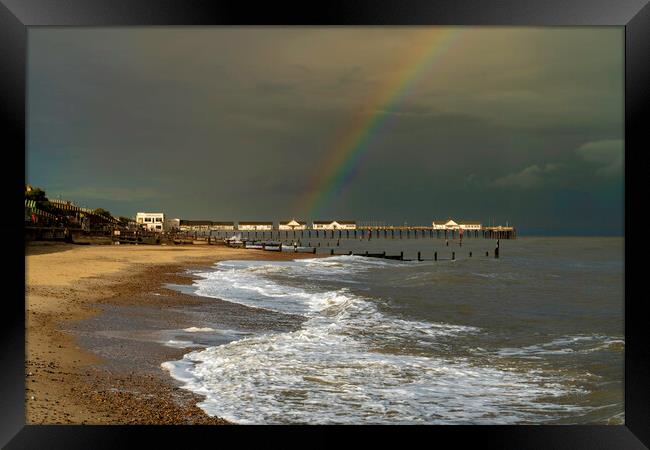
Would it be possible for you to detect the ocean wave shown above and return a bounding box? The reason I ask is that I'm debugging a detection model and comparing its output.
[497,335,624,358]
[163,339,203,349]
[162,257,590,424]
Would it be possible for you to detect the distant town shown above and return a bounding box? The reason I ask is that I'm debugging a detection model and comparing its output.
[25,185,516,242]
[135,214,486,233]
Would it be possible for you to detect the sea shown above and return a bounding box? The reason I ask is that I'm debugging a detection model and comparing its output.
[161,236,624,425]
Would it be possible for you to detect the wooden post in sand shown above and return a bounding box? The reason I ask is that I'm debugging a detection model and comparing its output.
[434,251,437,261]
[452,251,455,260]
[417,251,421,261]
[331,249,334,255]
[400,251,404,261]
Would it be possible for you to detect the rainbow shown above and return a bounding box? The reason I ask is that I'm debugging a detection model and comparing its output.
[297,28,464,218]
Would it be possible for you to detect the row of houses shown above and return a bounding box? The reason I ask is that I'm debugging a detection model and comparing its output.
[135,212,485,234]
[135,213,358,232]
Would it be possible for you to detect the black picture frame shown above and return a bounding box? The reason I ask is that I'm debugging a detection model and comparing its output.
[2,0,647,447]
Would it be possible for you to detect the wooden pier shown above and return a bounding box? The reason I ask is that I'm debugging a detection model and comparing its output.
[207,225,515,242]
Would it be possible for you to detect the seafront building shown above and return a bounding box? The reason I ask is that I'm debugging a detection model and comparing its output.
[179,220,212,231]
[459,221,482,231]
[432,219,458,230]
[279,219,307,230]
[312,220,357,230]
[211,221,235,231]
[176,220,235,231]
[164,218,181,231]
[238,221,274,231]
[136,212,165,232]
[432,219,482,231]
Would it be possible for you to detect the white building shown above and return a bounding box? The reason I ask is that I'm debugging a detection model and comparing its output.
[459,221,482,231]
[179,220,212,231]
[312,220,357,230]
[238,221,273,231]
[136,212,165,232]
[210,222,235,231]
[432,219,482,231]
[279,219,307,230]
[432,219,459,230]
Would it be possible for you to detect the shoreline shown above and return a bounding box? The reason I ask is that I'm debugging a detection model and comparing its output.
[26,241,318,424]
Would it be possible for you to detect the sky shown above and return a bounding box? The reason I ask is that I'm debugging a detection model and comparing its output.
[27,27,624,235]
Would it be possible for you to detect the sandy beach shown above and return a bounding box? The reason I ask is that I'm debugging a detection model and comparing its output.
[25,241,315,424]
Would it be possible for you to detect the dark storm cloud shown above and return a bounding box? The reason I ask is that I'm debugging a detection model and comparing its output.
[27,27,623,234]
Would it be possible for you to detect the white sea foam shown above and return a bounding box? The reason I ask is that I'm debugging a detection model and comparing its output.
[163,339,203,349]
[497,335,625,358]
[163,256,589,424]
[183,327,216,333]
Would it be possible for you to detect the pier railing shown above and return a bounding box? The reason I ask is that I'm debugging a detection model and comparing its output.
[199,226,515,241]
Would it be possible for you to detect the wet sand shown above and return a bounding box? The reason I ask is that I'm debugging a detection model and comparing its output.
[25,241,316,424]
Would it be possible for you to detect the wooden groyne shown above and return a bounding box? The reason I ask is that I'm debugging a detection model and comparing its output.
[224,238,503,260]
